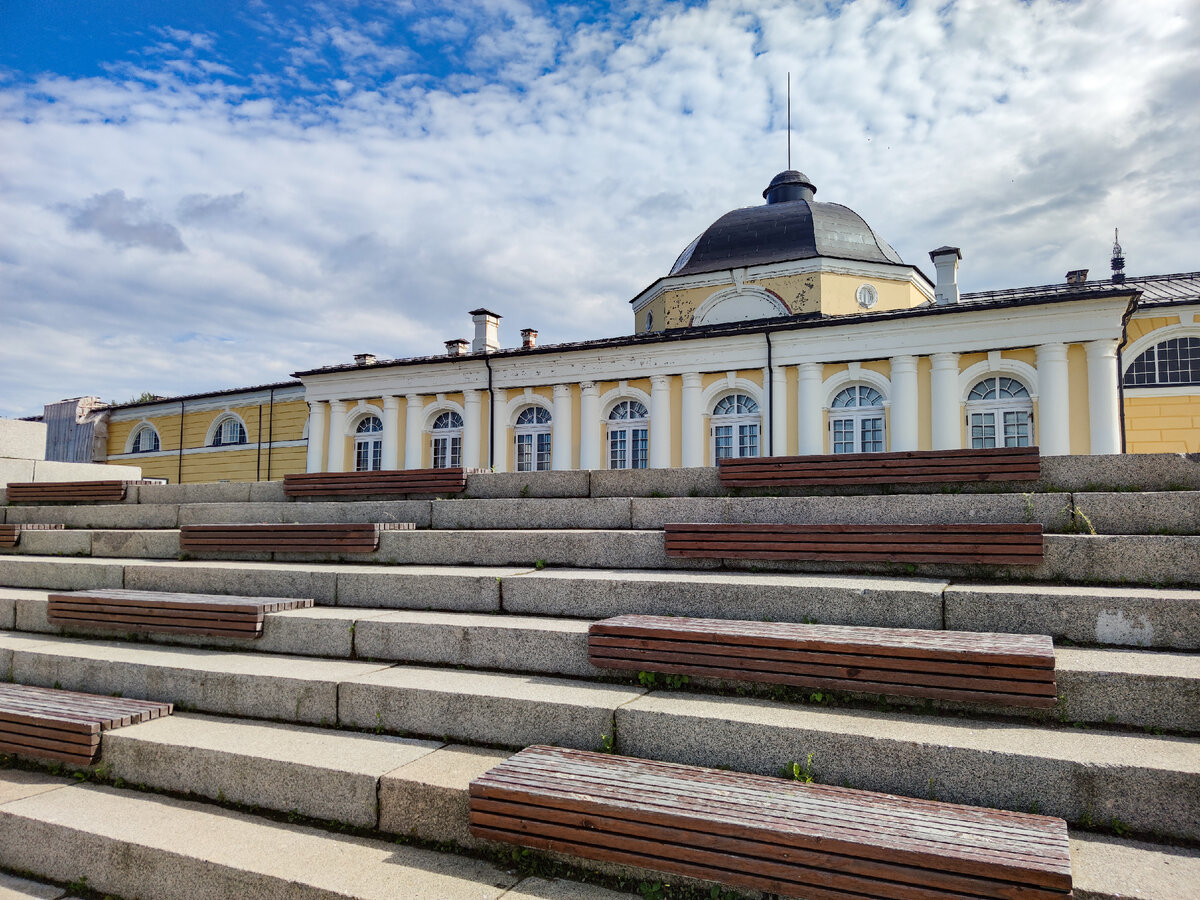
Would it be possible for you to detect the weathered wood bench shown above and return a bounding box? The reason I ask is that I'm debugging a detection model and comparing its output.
[664,522,1044,566]
[284,468,468,498]
[470,746,1073,900]
[5,479,160,504]
[0,683,173,766]
[0,524,66,548]
[589,615,1057,708]
[47,589,314,638]
[179,522,412,554]
[718,446,1041,488]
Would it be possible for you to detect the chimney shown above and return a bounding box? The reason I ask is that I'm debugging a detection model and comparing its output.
[445,339,469,357]
[928,246,961,305]
[1066,269,1089,286]
[521,328,538,349]
[353,353,377,366]
[469,308,501,354]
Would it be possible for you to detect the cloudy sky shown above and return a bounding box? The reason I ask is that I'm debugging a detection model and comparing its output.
[1,0,1197,418]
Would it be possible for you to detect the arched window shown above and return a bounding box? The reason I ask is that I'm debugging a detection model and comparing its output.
[1124,337,1200,387]
[966,376,1033,448]
[431,410,463,469]
[607,400,649,470]
[829,385,885,454]
[711,393,760,460]
[131,425,160,453]
[354,415,383,472]
[209,415,247,447]
[514,406,552,472]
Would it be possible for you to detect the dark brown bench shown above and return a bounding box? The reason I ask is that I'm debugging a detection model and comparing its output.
[179,522,412,554]
[718,446,1041,488]
[5,480,159,504]
[664,522,1044,566]
[0,524,65,548]
[284,468,468,498]
[589,615,1056,708]
[470,746,1072,900]
[47,589,314,638]
[0,683,173,766]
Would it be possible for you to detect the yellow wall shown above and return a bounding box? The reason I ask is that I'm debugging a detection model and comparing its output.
[1067,343,1091,454]
[816,272,925,317]
[1125,394,1200,452]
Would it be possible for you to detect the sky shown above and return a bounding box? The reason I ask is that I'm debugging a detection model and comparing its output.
[1,0,1197,418]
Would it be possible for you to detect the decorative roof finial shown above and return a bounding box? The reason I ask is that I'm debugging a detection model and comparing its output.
[1111,227,1126,284]
[787,71,791,171]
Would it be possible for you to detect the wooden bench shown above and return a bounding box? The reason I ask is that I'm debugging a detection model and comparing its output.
[284,468,468,498]
[179,522,412,554]
[718,446,1041,488]
[589,615,1057,708]
[0,524,65,548]
[0,683,173,766]
[664,522,1044,566]
[5,480,160,504]
[470,746,1073,900]
[47,589,314,638]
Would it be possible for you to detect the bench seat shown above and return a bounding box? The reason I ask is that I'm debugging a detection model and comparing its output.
[664,522,1044,566]
[284,468,468,498]
[179,522,412,554]
[47,589,314,638]
[5,480,158,504]
[0,524,65,548]
[589,615,1056,708]
[470,746,1073,900]
[718,446,1040,488]
[0,683,173,766]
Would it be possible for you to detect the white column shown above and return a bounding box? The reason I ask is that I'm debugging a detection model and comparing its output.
[771,367,788,456]
[552,384,574,470]
[930,352,961,450]
[649,375,672,468]
[462,389,482,468]
[797,363,823,455]
[1086,339,1122,455]
[305,401,327,472]
[326,400,348,472]
[681,373,704,467]
[491,388,508,472]
[381,396,401,470]
[889,355,919,451]
[404,395,423,469]
[1035,343,1071,455]
[579,382,601,470]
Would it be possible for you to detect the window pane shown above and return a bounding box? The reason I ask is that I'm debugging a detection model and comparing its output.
[516,434,532,472]
[738,423,758,458]
[832,418,854,453]
[536,432,552,470]
[632,428,649,469]
[1003,410,1031,447]
[713,425,732,460]
[970,412,997,449]
[451,437,461,468]
[609,429,627,469]
[860,417,884,453]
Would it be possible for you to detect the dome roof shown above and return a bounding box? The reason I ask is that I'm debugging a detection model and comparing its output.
[669,171,905,277]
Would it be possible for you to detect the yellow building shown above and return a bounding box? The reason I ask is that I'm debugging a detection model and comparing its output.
[92,170,1199,482]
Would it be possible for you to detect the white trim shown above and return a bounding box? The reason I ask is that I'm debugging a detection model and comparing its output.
[599,384,652,419]
[1121,324,1200,374]
[690,286,790,326]
[958,358,1039,402]
[344,403,385,435]
[821,368,891,409]
[108,439,308,461]
[204,410,250,448]
[421,399,466,433]
[123,420,162,455]
[1122,384,1200,398]
[699,378,764,415]
[505,394,554,428]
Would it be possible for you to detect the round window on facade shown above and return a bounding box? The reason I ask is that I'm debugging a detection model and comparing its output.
[856,284,878,309]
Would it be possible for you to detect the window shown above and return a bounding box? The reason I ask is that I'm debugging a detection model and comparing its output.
[966,376,1033,448]
[515,405,552,472]
[209,416,247,447]
[829,385,885,454]
[1124,337,1200,387]
[131,425,160,453]
[711,393,760,461]
[354,415,383,472]
[431,410,463,469]
[607,399,649,469]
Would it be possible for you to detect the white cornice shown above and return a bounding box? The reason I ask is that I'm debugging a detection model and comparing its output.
[107,385,305,423]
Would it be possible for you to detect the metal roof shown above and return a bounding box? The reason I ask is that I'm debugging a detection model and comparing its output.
[961,272,1199,305]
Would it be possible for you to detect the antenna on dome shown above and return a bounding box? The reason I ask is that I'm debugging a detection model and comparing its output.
[787,71,791,170]
[1111,227,1126,284]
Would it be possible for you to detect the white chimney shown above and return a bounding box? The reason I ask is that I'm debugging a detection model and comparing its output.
[445,339,469,357]
[1066,269,1089,286]
[470,308,501,354]
[353,353,377,366]
[929,246,961,305]
[521,328,538,349]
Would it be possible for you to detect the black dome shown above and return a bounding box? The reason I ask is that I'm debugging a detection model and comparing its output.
[670,172,904,277]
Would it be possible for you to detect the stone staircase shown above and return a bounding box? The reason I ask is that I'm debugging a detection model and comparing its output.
[0,456,1198,899]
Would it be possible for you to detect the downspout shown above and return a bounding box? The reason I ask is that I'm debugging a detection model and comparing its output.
[764,330,774,456]
[484,355,495,469]
[1116,292,1140,454]
[255,403,263,482]
[176,400,185,484]
[266,388,276,481]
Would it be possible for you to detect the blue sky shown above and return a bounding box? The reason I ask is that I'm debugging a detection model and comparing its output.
[1,0,1198,417]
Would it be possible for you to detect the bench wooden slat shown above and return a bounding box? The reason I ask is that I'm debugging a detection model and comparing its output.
[179,523,407,554]
[284,468,467,498]
[470,747,1071,899]
[0,525,19,548]
[4,480,154,503]
[47,589,313,638]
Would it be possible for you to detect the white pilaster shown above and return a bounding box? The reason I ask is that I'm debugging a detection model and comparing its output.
[771,366,788,456]
[889,355,919,451]
[930,352,961,450]
[681,373,704,467]
[797,363,824,455]
[305,401,327,473]
[579,383,601,470]
[552,384,574,470]
[327,400,348,472]
[491,388,508,472]
[649,375,672,468]
[462,389,482,469]
[1035,343,1071,455]
[381,396,401,470]
[1086,339,1122,455]
[404,395,423,469]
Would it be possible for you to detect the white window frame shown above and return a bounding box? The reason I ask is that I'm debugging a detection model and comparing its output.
[207,413,248,448]
[965,376,1034,449]
[431,411,463,469]
[128,424,161,454]
[607,399,649,470]
[353,415,384,472]
[709,393,761,461]
[514,406,552,472]
[828,385,886,454]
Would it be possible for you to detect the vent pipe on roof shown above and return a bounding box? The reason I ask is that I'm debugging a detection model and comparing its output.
[929,246,961,305]
[521,328,538,349]
[470,308,501,354]
[445,339,469,357]
[1066,269,1089,286]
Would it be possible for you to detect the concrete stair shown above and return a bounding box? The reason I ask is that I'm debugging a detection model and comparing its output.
[2,460,1200,899]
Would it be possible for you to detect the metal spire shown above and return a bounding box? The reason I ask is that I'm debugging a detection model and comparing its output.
[787,72,791,170]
